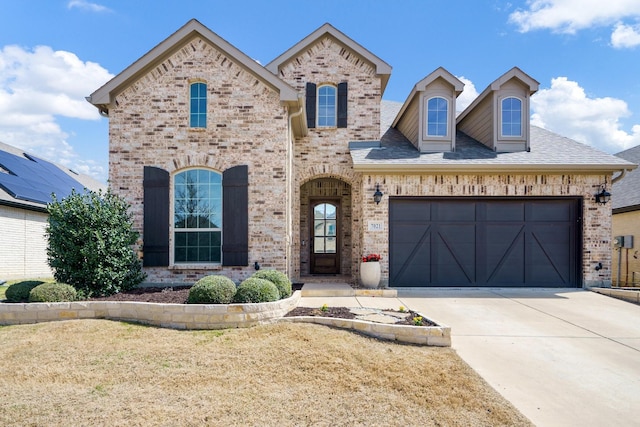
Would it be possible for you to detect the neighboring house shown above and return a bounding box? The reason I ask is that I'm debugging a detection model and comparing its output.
[88,19,636,288]
[612,145,640,286]
[0,141,105,280]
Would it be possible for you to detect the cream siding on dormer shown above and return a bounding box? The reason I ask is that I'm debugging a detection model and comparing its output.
[457,95,493,149]
[396,96,419,149]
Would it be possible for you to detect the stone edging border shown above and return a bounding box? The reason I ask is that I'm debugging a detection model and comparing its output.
[0,291,451,346]
[278,315,451,346]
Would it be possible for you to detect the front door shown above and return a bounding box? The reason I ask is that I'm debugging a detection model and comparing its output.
[310,201,340,274]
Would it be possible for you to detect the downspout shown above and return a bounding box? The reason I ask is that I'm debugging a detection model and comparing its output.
[612,169,627,184]
[286,104,304,277]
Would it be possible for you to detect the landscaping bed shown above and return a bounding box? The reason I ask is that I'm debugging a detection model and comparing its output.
[88,286,191,304]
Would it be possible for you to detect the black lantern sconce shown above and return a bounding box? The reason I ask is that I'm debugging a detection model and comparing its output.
[594,185,611,205]
[373,183,383,204]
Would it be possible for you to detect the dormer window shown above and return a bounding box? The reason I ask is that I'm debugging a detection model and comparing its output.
[501,97,522,137]
[426,96,449,137]
[190,82,207,128]
[317,85,337,127]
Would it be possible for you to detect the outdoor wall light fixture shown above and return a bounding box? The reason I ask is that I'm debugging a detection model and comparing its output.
[595,262,603,271]
[595,185,611,205]
[373,183,383,204]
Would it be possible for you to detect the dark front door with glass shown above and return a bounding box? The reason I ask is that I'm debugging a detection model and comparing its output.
[311,201,340,274]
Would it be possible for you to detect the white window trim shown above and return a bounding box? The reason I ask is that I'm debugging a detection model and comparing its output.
[500,96,523,138]
[424,96,449,138]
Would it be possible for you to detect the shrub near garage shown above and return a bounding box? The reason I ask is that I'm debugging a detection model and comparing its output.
[234,278,280,303]
[187,275,237,304]
[29,283,77,302]
[5,281,45,302]
[251,270,292,299]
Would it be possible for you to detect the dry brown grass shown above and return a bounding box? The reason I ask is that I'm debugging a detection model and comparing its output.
[0,320,532,426]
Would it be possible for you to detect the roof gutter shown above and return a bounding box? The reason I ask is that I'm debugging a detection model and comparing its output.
[352,163,638,174]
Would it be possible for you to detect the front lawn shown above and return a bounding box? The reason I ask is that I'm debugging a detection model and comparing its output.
[0,320,532,426]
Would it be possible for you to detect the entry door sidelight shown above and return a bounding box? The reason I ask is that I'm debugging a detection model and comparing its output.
[311,202,340,274]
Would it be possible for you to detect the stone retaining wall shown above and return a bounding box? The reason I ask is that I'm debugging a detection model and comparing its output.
[0,293,300,330]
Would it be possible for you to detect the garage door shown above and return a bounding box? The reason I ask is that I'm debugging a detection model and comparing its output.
[389,198,581,287]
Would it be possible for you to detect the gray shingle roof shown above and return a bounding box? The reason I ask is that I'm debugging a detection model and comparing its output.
[612,145,640,211]
[351,122,636,173]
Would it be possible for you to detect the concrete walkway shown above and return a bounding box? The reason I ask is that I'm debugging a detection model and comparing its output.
[299,288,640,427]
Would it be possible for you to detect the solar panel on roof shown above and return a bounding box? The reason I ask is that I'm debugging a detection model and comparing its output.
[0,149,88,206]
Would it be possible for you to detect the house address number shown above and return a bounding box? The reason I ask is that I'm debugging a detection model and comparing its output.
[367,220,384,231]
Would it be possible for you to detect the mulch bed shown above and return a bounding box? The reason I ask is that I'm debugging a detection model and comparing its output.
[87,287,435,326]
[88,287,191,304]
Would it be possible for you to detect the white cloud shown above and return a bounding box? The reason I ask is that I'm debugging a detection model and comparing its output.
[67,0,111,13]
[455,76,479,112]
[509,0,640,33]
[531,77,640,153]
[0,45,113,180]
[611,22,640,48]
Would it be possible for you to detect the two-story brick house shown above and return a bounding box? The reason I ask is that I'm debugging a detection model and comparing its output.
[88,19,635,288]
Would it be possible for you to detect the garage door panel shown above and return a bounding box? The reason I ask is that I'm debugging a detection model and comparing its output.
[390,200,431,221]
[389,198,580,288]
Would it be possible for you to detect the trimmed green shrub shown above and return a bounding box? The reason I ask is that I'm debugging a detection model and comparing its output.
[46,189,146,297]
[28,283,77,302]
[187,275,237,304]
[5,281,45,302]
[234,278,280,303]
[251,270,292,299]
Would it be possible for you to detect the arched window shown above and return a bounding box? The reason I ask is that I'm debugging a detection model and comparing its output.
[317,85,337,127]
[190,82,207,128]
[174,169,222,263]
[501,97,522,137]
[426,96,448,137]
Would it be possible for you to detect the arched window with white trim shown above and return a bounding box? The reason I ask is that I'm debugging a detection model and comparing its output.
[426,96,449,137]
[317,84,337,127]
[501,97,522,137]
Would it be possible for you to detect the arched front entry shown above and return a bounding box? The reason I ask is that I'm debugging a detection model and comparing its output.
[300,178,352,276]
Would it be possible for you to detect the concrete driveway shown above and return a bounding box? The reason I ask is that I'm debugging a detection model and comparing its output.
[397,288,640,427]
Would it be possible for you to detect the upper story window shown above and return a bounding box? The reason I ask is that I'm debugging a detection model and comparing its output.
[426,96,449,137]
[174,168,222,263]
[305,82,347,129]
[317,85,337,127]
[501,97,522,137]
[190,82,207,128]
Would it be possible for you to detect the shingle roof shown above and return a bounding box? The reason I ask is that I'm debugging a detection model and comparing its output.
[612,145,640,211]
[351,121,636,173]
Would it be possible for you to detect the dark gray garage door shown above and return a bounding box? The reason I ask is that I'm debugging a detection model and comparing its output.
[389,198,581,287]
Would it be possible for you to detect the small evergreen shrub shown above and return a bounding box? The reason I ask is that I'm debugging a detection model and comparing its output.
[251,270,292,299]
[234,278,280,303]
[28,283,77,302]
[5,281,44,302]
[187,275,237,304]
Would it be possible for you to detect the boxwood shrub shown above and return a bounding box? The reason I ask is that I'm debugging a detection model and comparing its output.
[28,283,77,302]
[234,278,280,303]
[5,281,45,302]
[251,270,292,299]
[187,275,237,304]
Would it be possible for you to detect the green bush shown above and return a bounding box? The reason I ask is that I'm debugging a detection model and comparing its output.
[251,270,292,299]
[234,278,280,303]
[187,275,237,304]
[28,283,77,302]
[46,189,146,297]
[5,281,45,302]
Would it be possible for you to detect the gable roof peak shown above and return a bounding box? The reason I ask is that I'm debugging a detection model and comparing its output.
[87,19,300,114]
[265,22,392,94]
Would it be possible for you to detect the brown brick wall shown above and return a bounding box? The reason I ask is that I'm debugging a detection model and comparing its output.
[109,36,290,284]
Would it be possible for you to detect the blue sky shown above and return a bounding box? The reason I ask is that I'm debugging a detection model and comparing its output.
[1,0,639,182]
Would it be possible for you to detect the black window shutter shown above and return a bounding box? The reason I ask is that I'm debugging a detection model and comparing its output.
[222,165,248,266]
[143,166,170,267]
[337,82,348,128]
[305,82,316,128]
